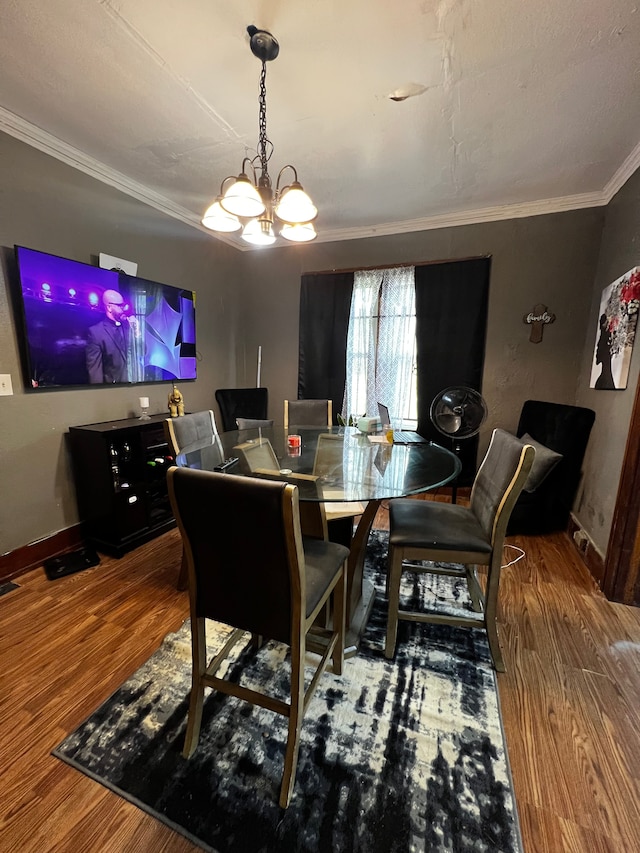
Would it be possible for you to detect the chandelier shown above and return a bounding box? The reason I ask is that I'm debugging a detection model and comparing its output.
[202,26,317,246]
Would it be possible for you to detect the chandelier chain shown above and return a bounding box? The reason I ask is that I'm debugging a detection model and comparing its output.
[258,61,271,180]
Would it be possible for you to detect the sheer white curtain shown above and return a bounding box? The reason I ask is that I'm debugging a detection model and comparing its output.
[342,266,416,425]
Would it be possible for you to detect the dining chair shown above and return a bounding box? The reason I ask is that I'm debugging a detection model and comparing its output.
[233,437,280,473]
[164,410,219,456]
[233,438,329,540]
[167,467,348,808]
[283,404,364,537]
[164,410,221,590]
[385,428,534,671]
[284,399,332,429]
[215,387,269,432]
[313,432,366,530]
[235,417,274,430]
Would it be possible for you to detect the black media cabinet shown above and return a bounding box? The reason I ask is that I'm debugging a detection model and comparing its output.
[68,414,175,556]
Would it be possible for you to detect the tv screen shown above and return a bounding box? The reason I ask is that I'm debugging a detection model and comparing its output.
[14,246,197,389]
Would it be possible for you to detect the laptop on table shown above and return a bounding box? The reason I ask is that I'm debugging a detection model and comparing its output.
[377,403,429,445]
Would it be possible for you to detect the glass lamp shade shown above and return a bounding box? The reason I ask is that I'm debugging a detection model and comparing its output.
[201,198,241,232]
[274,182,317,224]
[220,174,266,218]
[280,222,317,242]
[242,217,277,246]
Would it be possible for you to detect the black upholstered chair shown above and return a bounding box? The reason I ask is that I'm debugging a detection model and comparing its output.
[167,467,348,808]
[507,400,595,535]
[385,429,534,671]
[284,398,332,428]
[164,411,222,590]
[215,387,269,431]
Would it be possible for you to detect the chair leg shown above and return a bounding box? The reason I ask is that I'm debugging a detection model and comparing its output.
[485,618,505,672]
[182,617,207,757]
[177,547,188,591]
[483,567,505,671]
[250,633,265,649]
[466,565,484,612]
[280,641,305,808]
[331,563,347,676]
[385,545,403,659]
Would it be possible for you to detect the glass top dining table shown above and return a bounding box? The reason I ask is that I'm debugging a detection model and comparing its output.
[176,425,461,656]
[175,425,461,503]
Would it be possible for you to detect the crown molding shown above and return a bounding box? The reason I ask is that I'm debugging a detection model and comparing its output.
[0,107,242,250]
[1,106,631,252]
[601,140,640,202]
[312,192,608,245]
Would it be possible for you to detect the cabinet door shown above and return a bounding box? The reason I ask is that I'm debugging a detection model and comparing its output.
[112,490,149,541]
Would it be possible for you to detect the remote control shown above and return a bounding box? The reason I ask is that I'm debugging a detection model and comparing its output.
[214,456,239,472]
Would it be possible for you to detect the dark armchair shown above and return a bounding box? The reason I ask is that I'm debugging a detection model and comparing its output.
[507,400,595,535]
[215,387,269,431]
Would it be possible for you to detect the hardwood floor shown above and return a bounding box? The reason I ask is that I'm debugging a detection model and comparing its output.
[1,515,639,852]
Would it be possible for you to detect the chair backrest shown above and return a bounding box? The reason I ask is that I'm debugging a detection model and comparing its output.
[470,428,535,545]
[284,399,332,428]
[313,432,344,479]
[215,388,269,432]
[247,468,329,540]
[233,437,280,473]
[168,468,304,644]
[236,418,274,430]
[164,410,218,456]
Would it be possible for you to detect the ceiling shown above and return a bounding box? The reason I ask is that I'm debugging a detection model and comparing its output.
[2,0,640,250]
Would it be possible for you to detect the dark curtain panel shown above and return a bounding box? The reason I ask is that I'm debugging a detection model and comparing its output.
[298,272,354,422]
[415,258,491,484]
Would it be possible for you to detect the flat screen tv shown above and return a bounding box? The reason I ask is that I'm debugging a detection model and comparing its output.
[14,246,197,389]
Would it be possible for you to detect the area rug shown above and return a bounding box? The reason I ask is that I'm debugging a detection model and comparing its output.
[53,530,522,853]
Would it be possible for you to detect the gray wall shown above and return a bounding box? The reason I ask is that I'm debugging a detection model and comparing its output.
[0,133,241,554]
[239,211,603,460]
[575,167,640,555]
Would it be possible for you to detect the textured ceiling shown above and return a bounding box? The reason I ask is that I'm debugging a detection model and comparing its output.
[1,0,640,249]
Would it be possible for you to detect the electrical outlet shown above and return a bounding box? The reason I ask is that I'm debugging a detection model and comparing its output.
[0,374,14,396]
[573,528,588,553]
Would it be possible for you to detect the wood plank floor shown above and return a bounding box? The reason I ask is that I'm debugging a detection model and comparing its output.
[1,514,639,852]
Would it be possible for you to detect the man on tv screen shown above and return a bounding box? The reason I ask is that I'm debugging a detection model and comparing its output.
[86,289,138,383]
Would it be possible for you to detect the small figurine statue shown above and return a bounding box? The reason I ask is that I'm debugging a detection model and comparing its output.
[168,385,184,418]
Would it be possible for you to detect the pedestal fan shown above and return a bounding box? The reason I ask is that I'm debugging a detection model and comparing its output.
[430,386,488,502]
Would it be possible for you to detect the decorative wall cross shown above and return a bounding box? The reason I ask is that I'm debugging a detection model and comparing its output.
[523,304,556,343]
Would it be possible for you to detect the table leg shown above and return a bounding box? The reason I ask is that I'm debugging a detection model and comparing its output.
[343,499,380,657]
[309,500,380,659]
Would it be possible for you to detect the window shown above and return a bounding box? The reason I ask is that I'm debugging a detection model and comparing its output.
[342,266,417,426]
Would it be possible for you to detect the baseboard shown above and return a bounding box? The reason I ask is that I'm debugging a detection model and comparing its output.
[567,514,606,588]
[0,524,84,583]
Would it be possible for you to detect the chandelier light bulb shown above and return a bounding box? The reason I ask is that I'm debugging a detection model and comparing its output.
[201,197,242,232]
[275,182,318,225]
[220,174,266,218]
[280,222,317,243]
[242,217,277,246]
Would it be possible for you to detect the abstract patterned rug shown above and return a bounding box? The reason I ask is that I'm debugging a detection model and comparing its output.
[53,530,522,853]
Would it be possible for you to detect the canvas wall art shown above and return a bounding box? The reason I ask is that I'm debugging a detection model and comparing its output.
[590,267,640,390]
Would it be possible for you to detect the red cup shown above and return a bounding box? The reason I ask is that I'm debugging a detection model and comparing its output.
[287,434,301,449]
